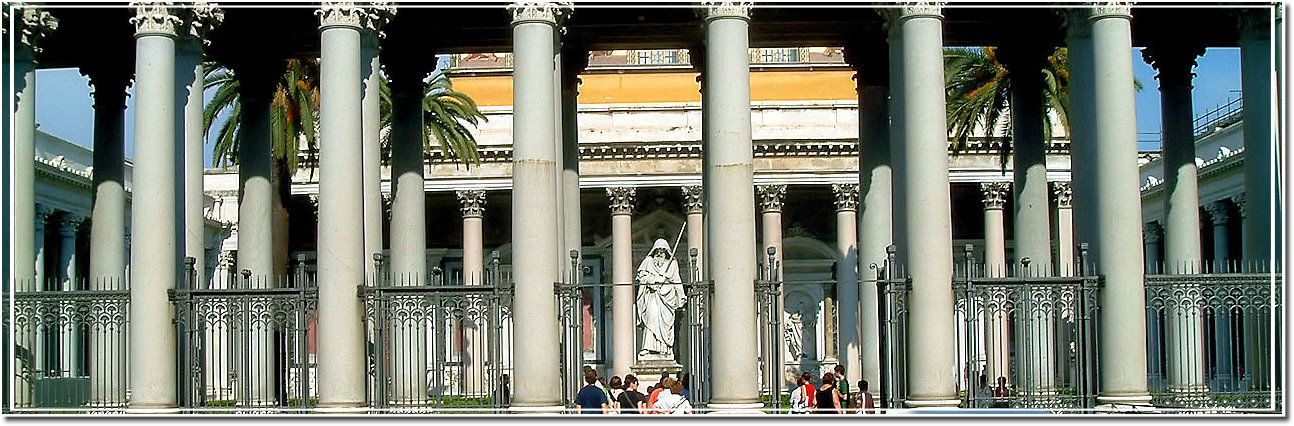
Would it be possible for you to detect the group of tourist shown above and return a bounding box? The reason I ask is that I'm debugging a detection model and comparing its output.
[789,364,876,414]
[574,367,694,414]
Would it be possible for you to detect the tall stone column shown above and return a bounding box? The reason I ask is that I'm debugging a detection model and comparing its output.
[231,60,280,288]
[688,44,713,285]
[1144,222,1164,272]
[458,190,486,285]
[84,65,131,293]
[34,206,52,289]
[757,185,786,281]
[1066,7,1152,407]
[32,206,51,383]
[980,182,1011,385]
[127,4,182,410]
[180,6,223,290]
[361,23,384,287]
[314,3,393,411]
[58,215,85,377]
[884,5,959,408]
[561,46,588,282]
[1053,182,1075,276]
[508,2,567,411]
[1144,43,1206,275]
[386,53,431,404]
[700,2,761,411]
[12,6,57,295]
[998,43,1054,277]
[682,186,705,281]
[832,184,861,388]
[1205,201,1235,387]
[1238,11,1274,263]
[607,187,636,377]
[845,38,891,398]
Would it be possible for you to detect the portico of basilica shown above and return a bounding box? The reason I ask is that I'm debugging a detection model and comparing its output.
[5,1,1283,414]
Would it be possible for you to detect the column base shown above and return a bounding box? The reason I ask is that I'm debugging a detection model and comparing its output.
[507,405,566,414]
[904,398,962,408]
[705,402,765,414]
[1095,394,1155,412]
[313,405,371,414]
[123,405,181,414]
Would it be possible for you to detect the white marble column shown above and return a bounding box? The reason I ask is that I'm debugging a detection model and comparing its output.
[1053,182,1075,276]
[757,185,786,281]
[1066,7,1152,407]
[13,7,57,294]
[682,186,705,281]
[1238,11,1274,263]
[884,5,959,408]
[314,3,393,411]
[1206,201,1233,269]
[34,206,52,289]
[1144,43,1206,275]
[1205,201,1235,386]
[128,4,182,410]
[84,65,131,293]
[362,24,384,286]
[980,182,1010,386]
[832,183,861,388]
[32,206,52,384]
[386,55,430,404]
[458,191,486,285]
[57,215,84,377]
[845,39,891,399]
[508,2,568,411]
[180,6,221,290]
[1144,222,1164,273]
[561,47,587,283]
[700,1,761,411]
[998,44,1054,277]
[607,187,636,377]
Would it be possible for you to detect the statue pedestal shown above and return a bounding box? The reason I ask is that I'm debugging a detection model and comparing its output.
[630,356,683,389]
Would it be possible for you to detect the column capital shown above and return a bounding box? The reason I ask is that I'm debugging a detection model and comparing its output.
[756,184,787,213]
[1231,194,1247,218]
[607,187,636,216]
[59,214,86,236]
[10,4,59,53]
[81,64,134,110]
[698,1,752,21]
[996,41,1055,76]
[508,1,572,26]
[227,58,285,102]
[130,3,182,37]
[307,194,320,208]
[317,2,396,33]
[880,3,944,28]
[832,183,859,212]
[1140,43,1205,88]
[35,204,55,224]
[561,45,590,92]
[1052,181,1073,208]
[1205,201,1232,225]
[1144,221,1164,243]
[842,36,889,87]
[182,2,224,46]
[457,190,487,218]
[218,250,236,268]
[1238,9,1271,41]
[980,182,1010,210]
[681,185,704,214]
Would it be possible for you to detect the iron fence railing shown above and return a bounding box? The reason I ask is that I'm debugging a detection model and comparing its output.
[11,282,130,411]
[1193,97,1244,137]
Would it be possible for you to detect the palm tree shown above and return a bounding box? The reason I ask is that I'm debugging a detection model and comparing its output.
[377,69,486,166]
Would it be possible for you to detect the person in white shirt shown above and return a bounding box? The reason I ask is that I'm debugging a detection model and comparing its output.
[652,379,693,414]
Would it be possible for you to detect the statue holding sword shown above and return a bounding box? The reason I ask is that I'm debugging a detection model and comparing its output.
[635,225,687,359]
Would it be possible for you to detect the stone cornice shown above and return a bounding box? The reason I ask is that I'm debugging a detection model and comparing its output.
[699,1,752,21]
[681,185,704,214]
[832,183,859,211]
[508,1,572,26]
[607,187,636,215]
[980,181,1010,210]
[757,184,786,213]
[131,3,183,37]
[456,189,486,218]
[1141,146,1245,195]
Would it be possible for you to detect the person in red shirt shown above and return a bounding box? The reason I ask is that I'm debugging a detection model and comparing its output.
[800,372,817,411]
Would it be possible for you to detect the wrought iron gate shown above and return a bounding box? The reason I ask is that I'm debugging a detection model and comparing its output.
[874,246,909,409]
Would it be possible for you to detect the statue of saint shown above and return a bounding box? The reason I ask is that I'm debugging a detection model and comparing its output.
[635,238,686,359]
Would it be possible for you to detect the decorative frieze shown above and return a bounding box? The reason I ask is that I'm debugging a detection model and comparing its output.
[757,184,787,213]
[832,183,859,211]
[130,3,182,36]
[457,189,487,218]
[1052,181,1073,208]
[681,185,704,214]
[508,1,572,25]
[1205,201,1231,226]
[980,181,1010,210]
[607,187,636,215]
[699,1,751,21]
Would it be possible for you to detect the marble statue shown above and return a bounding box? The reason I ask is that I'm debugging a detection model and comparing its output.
[635,238,686,359]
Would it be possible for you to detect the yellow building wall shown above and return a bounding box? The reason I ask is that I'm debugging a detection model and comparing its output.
[451,69,858,107]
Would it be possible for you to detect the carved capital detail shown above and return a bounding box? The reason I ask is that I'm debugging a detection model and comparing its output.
[1089,2,1133,20]
[832,183,859,211]
[317,2,395,33]
[757,184,787,213]
[1232,194,1246,218]
[131,2,183,37]
[1052,181,1073,208]
[12,4,59,52]
[1205,201,1231,225]
[183,2,225,45]
[607,187,636,216]
[1144,222,1164,244]
[980,182,1010,210]
[880,2,943,28]
[307,194,320,208]
[699,1,751,21]
[59,214,86,236]
[681,185,704,214]
[35,204,55,225]
[218,250,236,268]
[508,1,572,26]
[457,190,487,218]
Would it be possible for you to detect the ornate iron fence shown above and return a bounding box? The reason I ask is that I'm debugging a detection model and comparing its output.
[361,254,513,413]
[1145,265,1282,412]
[874,246,909,409]
[11,279,130,411]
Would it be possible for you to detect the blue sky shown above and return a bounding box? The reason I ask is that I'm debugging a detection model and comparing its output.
[33,48,1243,166]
